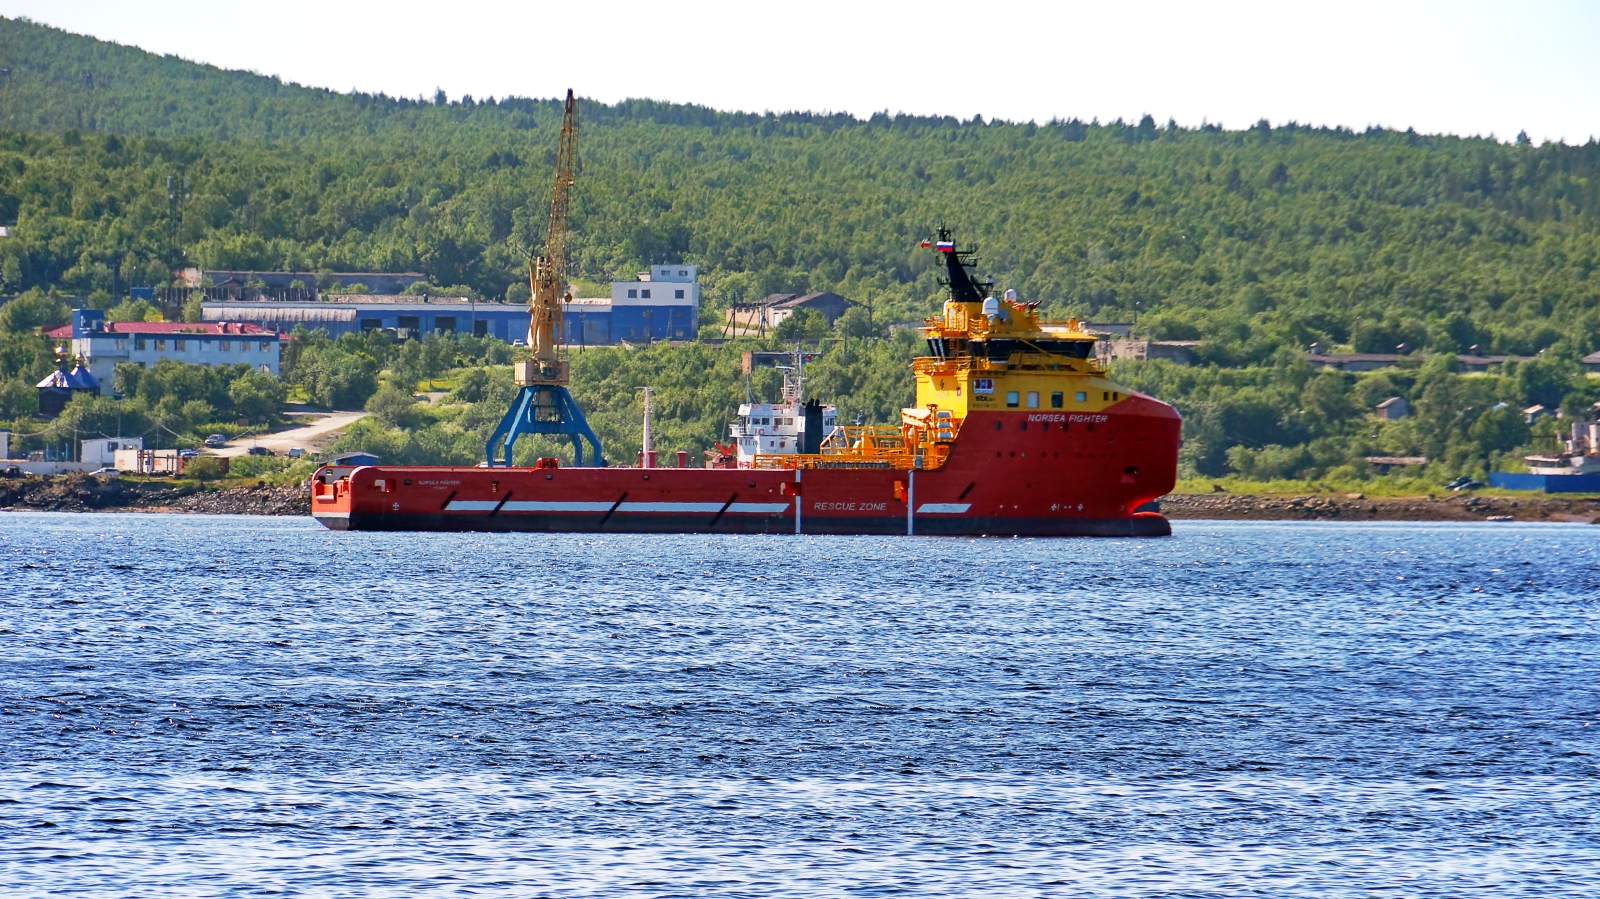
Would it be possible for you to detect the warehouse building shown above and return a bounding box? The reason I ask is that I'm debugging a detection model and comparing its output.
[200,265,701,345]
[203,296,527,341]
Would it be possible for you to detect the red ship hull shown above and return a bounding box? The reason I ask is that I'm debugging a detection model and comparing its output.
[313,395,1180,537]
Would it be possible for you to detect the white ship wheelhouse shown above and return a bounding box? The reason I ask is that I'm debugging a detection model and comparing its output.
[729,351,837,467]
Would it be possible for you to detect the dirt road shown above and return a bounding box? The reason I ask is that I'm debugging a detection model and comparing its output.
[215,411,368,458]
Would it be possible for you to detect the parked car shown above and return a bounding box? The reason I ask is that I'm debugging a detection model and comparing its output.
[178,449,201,458]
[203,433,228,448]
[2,465,22,477]
[246,446,274,457]
[1446,476,1484,492]
[288,447,305,459]
[88,468,121,479]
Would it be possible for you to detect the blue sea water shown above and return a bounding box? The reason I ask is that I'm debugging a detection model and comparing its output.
[2,512,1597,897]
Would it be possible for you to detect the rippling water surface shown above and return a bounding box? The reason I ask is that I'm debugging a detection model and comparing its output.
[3,513,1598,896]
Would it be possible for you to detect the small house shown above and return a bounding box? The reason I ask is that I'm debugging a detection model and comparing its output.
[1307,352,1402,372]
[1375,397,1410,420]
[82,437,143,467]
[1524,404,1551,424]
[1366,455,1428,474]
[768,292,857,327]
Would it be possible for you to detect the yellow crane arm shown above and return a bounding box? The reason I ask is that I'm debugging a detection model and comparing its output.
[523,88,578,383]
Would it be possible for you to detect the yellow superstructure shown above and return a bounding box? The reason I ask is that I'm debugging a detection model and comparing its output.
[914,298,1128,418]
[752,274,1129,472]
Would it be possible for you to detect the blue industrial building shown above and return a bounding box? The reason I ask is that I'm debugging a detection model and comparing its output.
[204,297,529,340]
[200,265,702,345]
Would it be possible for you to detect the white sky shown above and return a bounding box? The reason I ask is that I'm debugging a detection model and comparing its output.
[5,0,1598,143]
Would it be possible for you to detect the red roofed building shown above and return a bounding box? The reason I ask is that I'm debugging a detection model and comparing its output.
[47,309,282,384]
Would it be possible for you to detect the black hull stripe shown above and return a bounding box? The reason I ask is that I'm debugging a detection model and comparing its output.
[314,512,1170,538]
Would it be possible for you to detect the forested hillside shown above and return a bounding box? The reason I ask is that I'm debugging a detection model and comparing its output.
[2,16,1597,483]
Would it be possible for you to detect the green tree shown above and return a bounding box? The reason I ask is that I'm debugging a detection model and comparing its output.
[365,384,423,430]
[1467,405,1530,456]
[834,306,879,338]
[181,292,206,323]
[105,298,161,323]
[392,339,427,391]
[420,332,453,387]
[1515,356,1579,409]
[227,369,286,423]
[775,310,828,340]
[0,377,38,418]
[450,367,492,404]
[111,362,143,398]
[184,455,226,481]
[0,290,69,334]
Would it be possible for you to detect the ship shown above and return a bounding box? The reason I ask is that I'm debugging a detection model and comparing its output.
[1524,420,1600,475]
[312,229,1182,536]
[728,351,836,468]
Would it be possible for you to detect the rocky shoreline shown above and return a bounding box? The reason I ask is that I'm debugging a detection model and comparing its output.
[0,474,308,516]
[1159,491,1599,523]
[3,474,1596,523]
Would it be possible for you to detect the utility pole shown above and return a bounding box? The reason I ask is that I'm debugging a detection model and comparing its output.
[638,385,654,468]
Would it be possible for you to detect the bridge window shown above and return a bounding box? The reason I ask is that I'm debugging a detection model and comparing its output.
[1026,391,1039,408]
[1006,391,1019,408]
[1051,392,1063,408]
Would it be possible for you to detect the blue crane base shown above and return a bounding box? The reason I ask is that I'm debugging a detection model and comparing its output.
[485,384,606,468]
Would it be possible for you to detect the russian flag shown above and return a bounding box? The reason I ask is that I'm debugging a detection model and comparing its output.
[934,240,954,253]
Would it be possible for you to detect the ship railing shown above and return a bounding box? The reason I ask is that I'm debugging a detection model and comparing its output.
[750,422,958,471]
[912,353,1101,374]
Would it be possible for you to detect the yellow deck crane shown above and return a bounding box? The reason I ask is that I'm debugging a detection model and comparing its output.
[485,89,605,467]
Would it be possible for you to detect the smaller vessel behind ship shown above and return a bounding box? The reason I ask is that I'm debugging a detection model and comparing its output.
[728,351,837,467]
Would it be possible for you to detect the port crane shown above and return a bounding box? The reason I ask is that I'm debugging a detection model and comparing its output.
[485,89,605,467]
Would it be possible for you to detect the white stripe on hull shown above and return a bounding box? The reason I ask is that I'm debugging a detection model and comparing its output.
[444,499,791,514]
[915,503,972,514]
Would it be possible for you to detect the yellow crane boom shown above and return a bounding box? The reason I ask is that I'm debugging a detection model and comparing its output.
[488,88,604,467]
[519,88,578,386]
